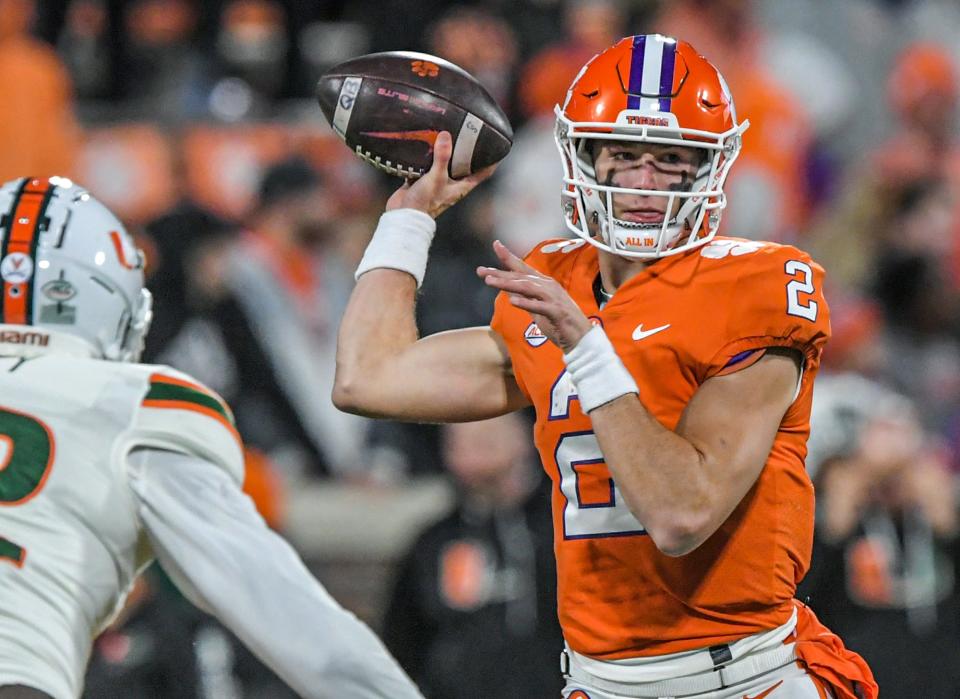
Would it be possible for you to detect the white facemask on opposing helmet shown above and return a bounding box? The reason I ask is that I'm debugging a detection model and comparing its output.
[0,177,152,361]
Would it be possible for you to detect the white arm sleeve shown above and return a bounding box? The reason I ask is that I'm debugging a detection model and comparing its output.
[126,448,424,699]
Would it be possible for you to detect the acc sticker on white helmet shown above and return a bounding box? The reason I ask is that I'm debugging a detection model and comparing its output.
[41,279,77,302]
[0,252,34,283]
[39,277,78,324]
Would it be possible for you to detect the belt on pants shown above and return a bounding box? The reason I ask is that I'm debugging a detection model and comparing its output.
[561,642,798,698]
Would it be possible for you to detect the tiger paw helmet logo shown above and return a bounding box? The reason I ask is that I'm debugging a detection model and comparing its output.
[410,59,439,78]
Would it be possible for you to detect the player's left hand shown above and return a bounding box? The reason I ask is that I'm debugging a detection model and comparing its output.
[477,240,593,353]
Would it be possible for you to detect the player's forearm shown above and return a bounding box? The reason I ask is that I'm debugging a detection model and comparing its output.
[589,396,722,556]
[560,326,728,554]
[333,269,420,415]
[587,351,798,556]
[131,450,425,699]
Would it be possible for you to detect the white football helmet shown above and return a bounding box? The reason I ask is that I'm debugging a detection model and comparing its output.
[0,177,152,361]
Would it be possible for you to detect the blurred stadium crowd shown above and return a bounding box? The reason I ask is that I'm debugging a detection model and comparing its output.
[2,0,960,696]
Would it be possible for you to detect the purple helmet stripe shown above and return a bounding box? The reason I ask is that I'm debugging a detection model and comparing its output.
[658,40,677,112]
[627,35,646,110]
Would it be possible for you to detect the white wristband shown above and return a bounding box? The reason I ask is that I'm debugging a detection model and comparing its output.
[355,208,437,288]
[563,326,639,413]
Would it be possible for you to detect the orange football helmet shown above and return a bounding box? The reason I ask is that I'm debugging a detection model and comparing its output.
[555,34,748,258]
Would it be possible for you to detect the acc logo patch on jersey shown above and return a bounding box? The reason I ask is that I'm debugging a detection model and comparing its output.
[524,322,549,347]
[1,252,33,283]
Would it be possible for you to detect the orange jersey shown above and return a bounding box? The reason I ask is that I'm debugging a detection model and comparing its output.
[490,236,831,659]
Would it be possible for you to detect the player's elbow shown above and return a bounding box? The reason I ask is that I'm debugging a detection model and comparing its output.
[331,381,357,413]
[647,513,714,557]
[647,527,694,557]
[331,373,370,415]
[649,528,707,557]
[651,532,703,557]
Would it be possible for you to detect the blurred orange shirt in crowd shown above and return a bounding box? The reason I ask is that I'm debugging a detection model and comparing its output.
[518,45,600,119]
[0,0,80,182]
[873,42,960,188]
[518,0,625,119]
[877,43,960,288]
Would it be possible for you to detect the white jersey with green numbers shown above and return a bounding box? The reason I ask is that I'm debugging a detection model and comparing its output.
[0,352,242,699]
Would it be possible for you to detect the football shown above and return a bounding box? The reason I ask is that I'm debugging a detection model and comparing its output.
[316,51,513,179]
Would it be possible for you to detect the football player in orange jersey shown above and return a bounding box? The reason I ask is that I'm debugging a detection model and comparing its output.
[334,35,878,699]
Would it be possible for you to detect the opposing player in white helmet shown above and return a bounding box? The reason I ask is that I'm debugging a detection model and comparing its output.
[0,177,423,699]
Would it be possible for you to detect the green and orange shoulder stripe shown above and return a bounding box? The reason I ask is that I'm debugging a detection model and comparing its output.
[141,372,240,444]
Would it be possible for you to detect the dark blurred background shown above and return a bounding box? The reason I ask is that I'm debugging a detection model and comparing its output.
[3,0,958,696]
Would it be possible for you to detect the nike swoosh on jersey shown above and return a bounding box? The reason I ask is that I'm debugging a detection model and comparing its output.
[743,679,784,699]
[631,323,671,341]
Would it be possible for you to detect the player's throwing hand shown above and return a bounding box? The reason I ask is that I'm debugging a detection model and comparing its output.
[477,240,593,353]
[386,131,497,219]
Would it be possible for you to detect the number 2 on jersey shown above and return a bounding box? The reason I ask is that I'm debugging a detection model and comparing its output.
[551,372,646,539]
[785,260,818,321]
[556,431,647,539]
[0,407,55,566]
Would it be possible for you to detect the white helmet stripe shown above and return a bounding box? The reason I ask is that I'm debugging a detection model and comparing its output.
[638,38,666,112]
